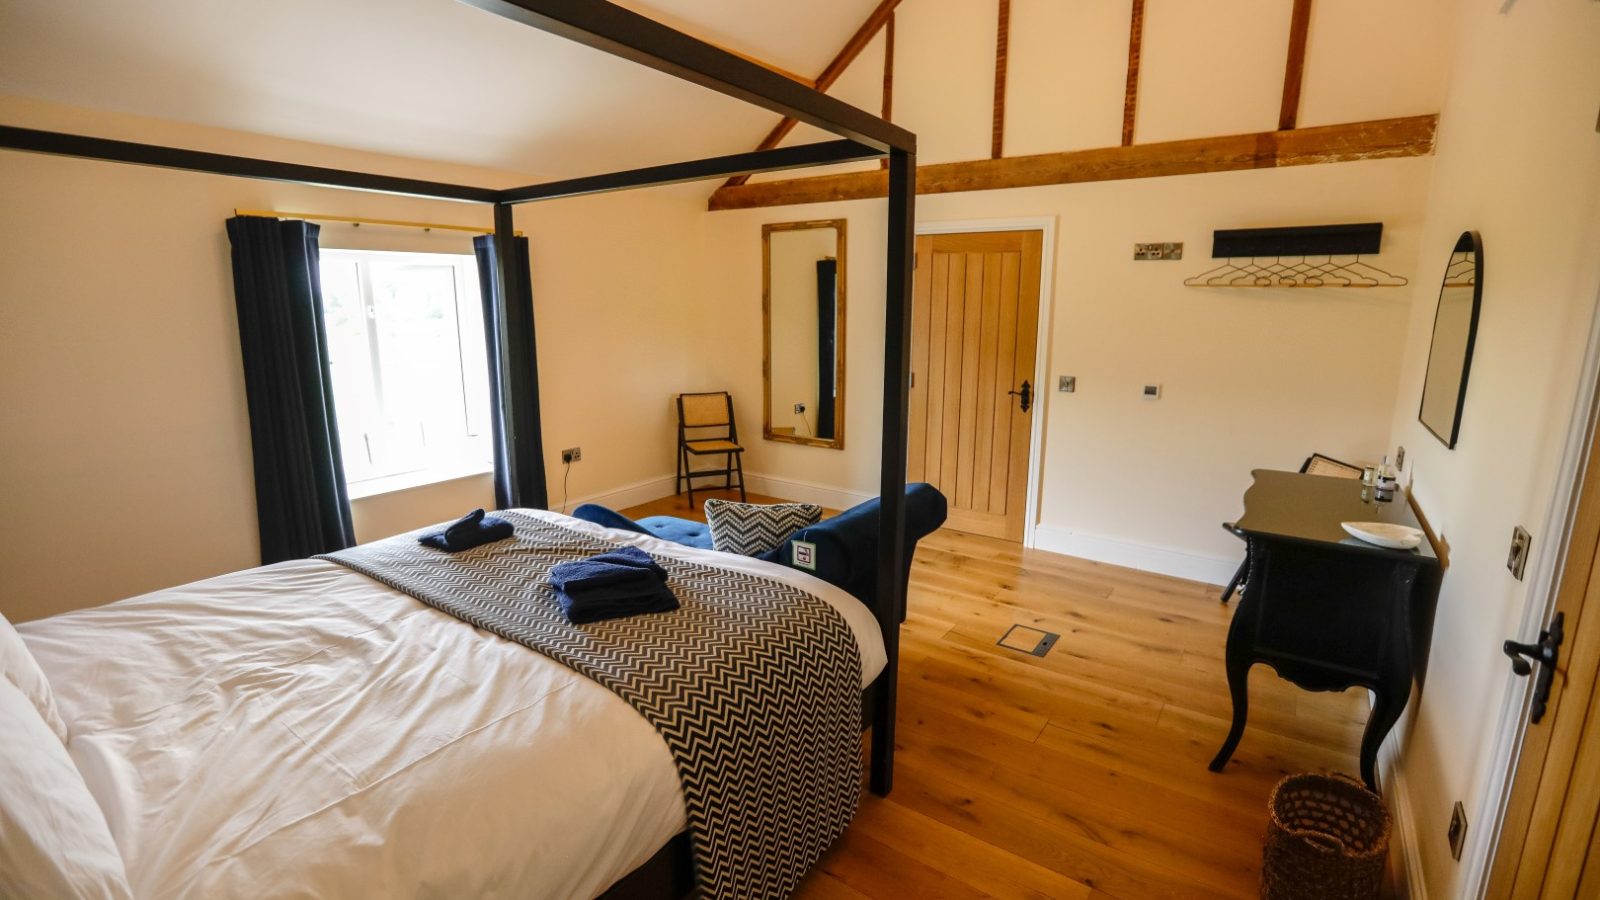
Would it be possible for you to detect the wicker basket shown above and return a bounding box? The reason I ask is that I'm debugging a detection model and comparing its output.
[1261,773,1390,900]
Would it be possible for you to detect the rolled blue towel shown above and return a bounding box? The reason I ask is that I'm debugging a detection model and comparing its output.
[418,508,514,552]
[548,546,667,592]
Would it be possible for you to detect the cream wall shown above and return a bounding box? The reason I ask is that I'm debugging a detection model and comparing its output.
[699,157,1433,578]
[0,99,707,621]
[1378,3,1600,897]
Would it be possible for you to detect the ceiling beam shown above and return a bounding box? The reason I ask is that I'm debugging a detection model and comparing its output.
[721,0,906,189]
[456,0,913,152]
[1121,0,1146,146]
[707,114,1437,210]
[992,0,1011,159]
[499,139,882,204]
[1279,0,1314,130]
[0,124,502,203]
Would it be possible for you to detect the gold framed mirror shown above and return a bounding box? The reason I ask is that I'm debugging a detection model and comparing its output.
[763,219,846,449]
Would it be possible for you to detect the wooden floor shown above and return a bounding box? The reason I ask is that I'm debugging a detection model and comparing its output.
[621,491,1370,900]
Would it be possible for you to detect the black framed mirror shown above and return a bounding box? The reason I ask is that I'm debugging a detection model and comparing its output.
[1418,231,1484,448]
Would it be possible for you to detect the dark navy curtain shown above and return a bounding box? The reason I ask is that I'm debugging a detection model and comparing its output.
[473,234,547,510]
[815,257,838,440]
[225,216,355,563]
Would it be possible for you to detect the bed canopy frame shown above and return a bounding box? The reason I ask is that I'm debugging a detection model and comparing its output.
[0,0,916,796]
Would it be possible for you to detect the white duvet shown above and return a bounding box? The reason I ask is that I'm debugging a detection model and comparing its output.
[18,510,886,900]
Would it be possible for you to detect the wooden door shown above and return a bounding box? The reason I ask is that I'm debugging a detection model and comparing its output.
[906,230,1042,541]
[1489,401,1600,897]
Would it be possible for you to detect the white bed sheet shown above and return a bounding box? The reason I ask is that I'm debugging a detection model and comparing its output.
[18,510,886,900]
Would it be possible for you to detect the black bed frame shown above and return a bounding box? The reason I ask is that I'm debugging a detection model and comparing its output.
[0,1,914,894]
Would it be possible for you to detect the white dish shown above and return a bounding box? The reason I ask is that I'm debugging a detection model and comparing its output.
[1341,521,1424,550]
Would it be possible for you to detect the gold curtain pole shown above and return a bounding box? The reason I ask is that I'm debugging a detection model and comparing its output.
[232,208,521,237]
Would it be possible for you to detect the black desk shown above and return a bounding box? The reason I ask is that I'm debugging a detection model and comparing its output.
[1209,470,1442,791]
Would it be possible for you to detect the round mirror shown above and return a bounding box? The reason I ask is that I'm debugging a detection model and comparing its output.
[1418,231,1484,448]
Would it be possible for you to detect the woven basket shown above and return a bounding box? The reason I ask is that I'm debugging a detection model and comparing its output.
[1261,773,1390,900]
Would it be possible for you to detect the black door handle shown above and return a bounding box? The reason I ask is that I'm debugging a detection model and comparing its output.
[1504,611,1564,724]
[1007,380,1032,413]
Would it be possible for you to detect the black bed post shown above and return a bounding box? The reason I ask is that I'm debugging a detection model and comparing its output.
[491,201,549,509]
[870,146,915,797]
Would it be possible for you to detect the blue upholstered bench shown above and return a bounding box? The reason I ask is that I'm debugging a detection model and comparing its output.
[571,483,947,617]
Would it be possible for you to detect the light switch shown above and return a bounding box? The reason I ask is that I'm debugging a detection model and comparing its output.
[1142,384,1161,400]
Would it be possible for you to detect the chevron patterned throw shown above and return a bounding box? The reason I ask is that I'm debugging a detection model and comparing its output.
[703,499,823,556]
[321,511,863,899]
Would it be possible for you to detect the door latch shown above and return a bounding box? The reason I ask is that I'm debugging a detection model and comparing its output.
[1504,611,1565,724]
[1007,380,1033,413]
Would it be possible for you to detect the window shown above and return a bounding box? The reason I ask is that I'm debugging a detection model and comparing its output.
[319,249,492,497]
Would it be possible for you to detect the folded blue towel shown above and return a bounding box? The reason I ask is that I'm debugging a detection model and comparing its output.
[548,546,678,624]
[554,579,680,624]
[548,546,667,592]
[419,508,514,552]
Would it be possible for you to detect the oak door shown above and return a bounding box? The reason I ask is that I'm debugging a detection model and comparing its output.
[906,230,1042,541]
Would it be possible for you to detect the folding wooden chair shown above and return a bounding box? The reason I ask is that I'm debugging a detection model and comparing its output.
[675,391,746,508]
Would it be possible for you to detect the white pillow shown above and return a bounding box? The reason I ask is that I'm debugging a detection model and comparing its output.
[0,679,132,900]
[0,611,68,742]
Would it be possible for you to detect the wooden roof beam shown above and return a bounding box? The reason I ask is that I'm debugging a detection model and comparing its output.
[707,115,1438,210]
[721,0,906,189]
[1279,0,1314,130]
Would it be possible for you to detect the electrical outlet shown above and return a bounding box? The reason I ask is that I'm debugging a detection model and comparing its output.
[1448,801,1468,861]
[1396,445,1406,471]
[1133,242,1183,261]
[561,447,582,464]
[1508,526,1532,580]
[1058,375,1076,393]
[793,403,806,415]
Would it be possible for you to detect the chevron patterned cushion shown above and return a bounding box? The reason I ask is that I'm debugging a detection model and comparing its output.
[703,499,822,556]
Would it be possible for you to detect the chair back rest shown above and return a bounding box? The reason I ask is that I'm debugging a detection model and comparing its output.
[678,392,734,430]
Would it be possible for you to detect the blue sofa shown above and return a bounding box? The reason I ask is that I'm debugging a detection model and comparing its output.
[571,483,948,617]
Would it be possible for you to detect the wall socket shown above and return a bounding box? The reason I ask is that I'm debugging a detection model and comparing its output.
[1448,801,1468,861]
[561,447,582,464]
[1059,375,1076,393]
[793,402,806,415]
[1134,242,1183,261]
[1508,526,1532,580]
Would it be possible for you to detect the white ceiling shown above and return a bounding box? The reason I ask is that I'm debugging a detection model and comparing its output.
[0,0,881,180]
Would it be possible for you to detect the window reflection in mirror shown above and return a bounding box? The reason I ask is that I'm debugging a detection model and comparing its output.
[1418,231,1483,448]
[763,220,846,449]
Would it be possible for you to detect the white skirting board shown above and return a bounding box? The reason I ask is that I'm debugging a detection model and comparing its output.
[741,472,874,512]
[557,474,679,515]
[1378,716,1428,899]
[1031,524,1239,586]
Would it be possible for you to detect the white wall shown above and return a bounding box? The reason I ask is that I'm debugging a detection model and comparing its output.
[0,98,706,621]
[1379,3,1600,897]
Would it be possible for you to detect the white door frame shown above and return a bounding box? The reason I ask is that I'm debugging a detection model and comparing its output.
[914,216,1058,550]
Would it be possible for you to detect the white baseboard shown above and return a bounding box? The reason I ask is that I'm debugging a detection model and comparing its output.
[1031,524,1239,586]
[743,472,874,511]
[557,474,678,514]
[1379,730,1428,900]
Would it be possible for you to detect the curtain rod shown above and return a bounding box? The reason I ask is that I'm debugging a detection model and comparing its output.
[232,208,522,237]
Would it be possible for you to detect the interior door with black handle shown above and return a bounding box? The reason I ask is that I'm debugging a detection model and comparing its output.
[1504,611,1565,724]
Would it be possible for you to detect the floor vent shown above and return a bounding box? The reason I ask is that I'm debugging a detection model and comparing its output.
[997,624,1058,657]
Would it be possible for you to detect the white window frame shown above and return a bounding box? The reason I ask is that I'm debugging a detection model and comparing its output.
[319,248,493,499]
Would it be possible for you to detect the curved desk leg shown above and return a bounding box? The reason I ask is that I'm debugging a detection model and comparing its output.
[1209,636,1252,772]
[1359,688,1405,792]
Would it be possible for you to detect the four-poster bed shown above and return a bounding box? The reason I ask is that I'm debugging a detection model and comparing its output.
[1,1,917,897]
